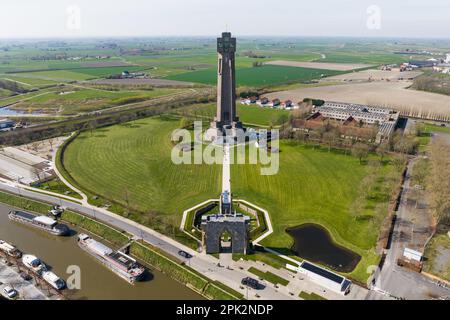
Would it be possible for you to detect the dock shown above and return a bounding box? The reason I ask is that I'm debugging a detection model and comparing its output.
[0,251,66,300]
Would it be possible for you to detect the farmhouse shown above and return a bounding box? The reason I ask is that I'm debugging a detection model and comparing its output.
[259,97,269,105]
[282,100,293,108]
[272,98,281,107]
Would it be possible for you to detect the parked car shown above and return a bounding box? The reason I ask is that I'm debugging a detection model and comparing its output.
[178,250,192,259]
[241,277,260,289]
[19,272,32,281]
[2,286,18,299]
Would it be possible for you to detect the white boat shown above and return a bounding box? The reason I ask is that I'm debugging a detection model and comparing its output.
[0,240,22,258]
[77,234,144,284]
[8,210,69,236]
[42,271,66,290]
[22,254,47,274]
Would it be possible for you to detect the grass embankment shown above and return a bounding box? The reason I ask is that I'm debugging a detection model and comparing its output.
[130,241,242,300]
[0,190,128,246]
[0,191,51,213]
[299,291,327,300]
[248,266,289,286]
[61,211,129,246]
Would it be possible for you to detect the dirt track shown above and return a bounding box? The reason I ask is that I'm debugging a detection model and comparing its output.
[88,78,196,87]
[324,69,422,81]
[267,81,450,120]
[265,60,372,71]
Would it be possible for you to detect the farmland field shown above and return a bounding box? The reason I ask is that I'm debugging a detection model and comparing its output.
[267,81,450,120]
[7,86,184,115]
[166,65,343,87]
[265,60,372,71]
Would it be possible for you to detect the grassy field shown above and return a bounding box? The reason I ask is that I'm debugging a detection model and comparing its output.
[174,103,290,127]
[35,178,83,199]
[166,65,343,87]
[61,115,401,282]
[424,123,450,134]
[231,142,401,282]
[8,87,183,114]
[62,116,222,223]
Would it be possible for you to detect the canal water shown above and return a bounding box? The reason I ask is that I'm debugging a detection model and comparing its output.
[0,204,201,300]
[286,223,361,273]
[0,107,29,116]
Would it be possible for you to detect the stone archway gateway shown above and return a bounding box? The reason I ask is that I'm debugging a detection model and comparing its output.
[201,214,250,254]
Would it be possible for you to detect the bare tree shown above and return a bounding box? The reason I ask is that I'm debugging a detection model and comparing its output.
[351,142,369,164]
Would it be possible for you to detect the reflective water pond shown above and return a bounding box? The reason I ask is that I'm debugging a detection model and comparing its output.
[286,223,361,272]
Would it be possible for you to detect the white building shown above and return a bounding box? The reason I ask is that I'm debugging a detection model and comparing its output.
[288,261,352,295]
[312,101,400,143]
[403,248,423,262]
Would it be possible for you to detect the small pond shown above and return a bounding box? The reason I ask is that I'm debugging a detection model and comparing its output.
[286,223,361,273]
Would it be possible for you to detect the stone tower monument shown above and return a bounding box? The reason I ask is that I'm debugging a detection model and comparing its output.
[211,32,242,134]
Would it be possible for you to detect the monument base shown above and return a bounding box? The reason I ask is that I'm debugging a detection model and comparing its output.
[205,120,246,142]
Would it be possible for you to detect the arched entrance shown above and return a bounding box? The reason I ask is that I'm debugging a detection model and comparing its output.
[219,229,233,253]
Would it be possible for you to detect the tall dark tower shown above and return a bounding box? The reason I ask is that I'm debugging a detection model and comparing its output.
[213,32,242,131]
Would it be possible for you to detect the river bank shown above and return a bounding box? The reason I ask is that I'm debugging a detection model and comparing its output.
[0,202,202,300]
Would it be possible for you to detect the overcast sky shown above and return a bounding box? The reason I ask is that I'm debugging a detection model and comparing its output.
[1,0,449,38]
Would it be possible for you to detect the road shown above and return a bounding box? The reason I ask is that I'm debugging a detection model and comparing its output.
[222,144,231,194]
[367,158,449,300]
[0,180,293,300]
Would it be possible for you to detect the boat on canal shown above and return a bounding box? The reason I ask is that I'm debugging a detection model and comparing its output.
[77,234,144,284]
[22,254,47,275]
[42,271,66,290]
[8,210,69,236]
[0,240,22,258]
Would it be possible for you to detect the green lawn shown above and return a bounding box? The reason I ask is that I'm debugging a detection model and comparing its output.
[175,103,290,127]
[299,291,327,300]
[35,178,83,199]
[248,266,290,286]
[62,116,222,224]
[166,65,343,87]
[424,123,450,134]
[62,116,401,283]
[423,234,450,282]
